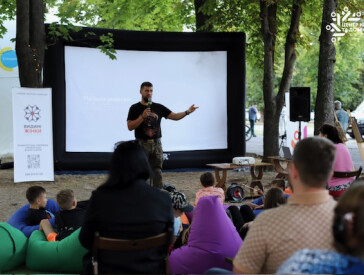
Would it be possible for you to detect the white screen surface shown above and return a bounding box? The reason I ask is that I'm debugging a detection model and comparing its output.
[65,46,227,152]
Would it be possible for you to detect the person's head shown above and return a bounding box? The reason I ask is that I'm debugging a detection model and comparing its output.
[334,100,342,110]
[270,179,286,191]
[290,137,336,189]
[319,123,343,144]
[140,81,153,104]
[26,186,47,208]
[56,189,76,210]
[333,184,364,257]
[253,102,257,107]
[101,141,151,189]
[200,172,215,188]
[170,191,193,217]
[264,187,287,209]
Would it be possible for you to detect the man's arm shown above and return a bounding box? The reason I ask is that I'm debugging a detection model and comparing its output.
[127,116,144,131]
[167,104,198,121]
[127,108,150,130]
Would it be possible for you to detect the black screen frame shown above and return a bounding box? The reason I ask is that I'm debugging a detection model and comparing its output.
[44,26,246,170]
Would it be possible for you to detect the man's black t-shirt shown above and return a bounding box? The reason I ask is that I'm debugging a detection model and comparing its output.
[26,208,51,225]
[55,208,85,241]
[127,102,171,140]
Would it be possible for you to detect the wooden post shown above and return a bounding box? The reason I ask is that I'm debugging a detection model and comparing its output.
[348,111,364,166]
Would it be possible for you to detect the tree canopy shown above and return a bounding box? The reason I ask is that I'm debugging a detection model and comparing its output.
[1,0,362,112]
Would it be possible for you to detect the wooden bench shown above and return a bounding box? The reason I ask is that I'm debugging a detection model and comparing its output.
[206,161,272,196]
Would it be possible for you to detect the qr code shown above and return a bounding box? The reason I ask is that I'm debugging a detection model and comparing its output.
[27,154,40,169]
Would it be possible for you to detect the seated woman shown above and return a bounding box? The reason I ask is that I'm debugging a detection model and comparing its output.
[319,124,354,198]
[228,187,287,239]
[277,180,364,274]
[78,141,174,274]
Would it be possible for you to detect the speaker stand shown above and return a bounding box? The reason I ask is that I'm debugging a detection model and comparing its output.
[298,121,302,140]
[278,132,286,153]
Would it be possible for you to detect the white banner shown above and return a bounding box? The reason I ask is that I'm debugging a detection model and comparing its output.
[285,92,308,154]
[12,88,54,182]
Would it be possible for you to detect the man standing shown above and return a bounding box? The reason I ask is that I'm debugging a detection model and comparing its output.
[334,100,349,131]
[233,137,337,274]
[248,103,258,137]
[127,82,198,189]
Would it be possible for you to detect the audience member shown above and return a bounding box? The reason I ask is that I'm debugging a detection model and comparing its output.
[78,141,174,274]
[170,191,194,248]
[228,187,287,240]
[26,186,51,226]
[195,172,225,205]
[334,100,349,132]
[244,179,289,210]
[39,189,85,241]
[319,124,354,198]
[233,137,337,274]
[248,103,258,137]
[277,182,364,274]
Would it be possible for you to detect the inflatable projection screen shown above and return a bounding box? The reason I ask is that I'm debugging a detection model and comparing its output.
[44,26,246,170]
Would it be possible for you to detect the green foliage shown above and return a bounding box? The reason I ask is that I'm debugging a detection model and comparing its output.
[1,0,362,106]
[98,33,117,60]
[0,0,16,38]
[56,0,195,32]
[48,23,82,43]
[333,33,364,110]
[292,3,364,111]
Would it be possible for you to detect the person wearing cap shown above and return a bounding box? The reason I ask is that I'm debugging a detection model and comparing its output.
[170,191,194,247]
[334,100,349,132]
[127,82,198,189]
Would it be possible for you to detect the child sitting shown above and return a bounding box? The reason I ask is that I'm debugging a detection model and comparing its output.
[170,191,194,250]
[195,172,225,205]
[244,179,289,210]
[228,187,287,240]
[40,189,85,241]
[26,186,51,226]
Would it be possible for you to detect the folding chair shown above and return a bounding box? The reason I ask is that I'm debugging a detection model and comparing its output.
[330,166,362,199]
[92,228,173,275]
[333,166,362,180]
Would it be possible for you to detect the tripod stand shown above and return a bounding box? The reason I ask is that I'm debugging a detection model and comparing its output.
[278,132,287,156]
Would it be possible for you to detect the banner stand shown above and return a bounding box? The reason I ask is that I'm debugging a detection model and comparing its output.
[12,87,54,183]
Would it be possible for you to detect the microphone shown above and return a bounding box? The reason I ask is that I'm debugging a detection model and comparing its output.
[148,97,152,108]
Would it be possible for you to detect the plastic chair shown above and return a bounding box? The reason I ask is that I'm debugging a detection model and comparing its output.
[92,228,173,275]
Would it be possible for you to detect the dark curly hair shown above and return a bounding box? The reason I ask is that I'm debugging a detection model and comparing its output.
[319,123,342,144]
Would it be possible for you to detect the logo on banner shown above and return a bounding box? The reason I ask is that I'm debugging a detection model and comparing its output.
[24,105,41,122]
[0,47,18,71]
[326,7,362,42]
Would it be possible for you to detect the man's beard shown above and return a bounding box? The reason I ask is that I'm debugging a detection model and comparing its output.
[142,96,149,103]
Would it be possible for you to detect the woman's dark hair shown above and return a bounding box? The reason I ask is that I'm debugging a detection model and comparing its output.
[264,187,287,210]
[333,183,364,256]
[319,123,342,144]
[100,141,151,189]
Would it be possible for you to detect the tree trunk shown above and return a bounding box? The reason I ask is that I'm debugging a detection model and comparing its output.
[194,0,213,32]
[260,0,303,160]
[16,0,45,88]
[314,0,337,135]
